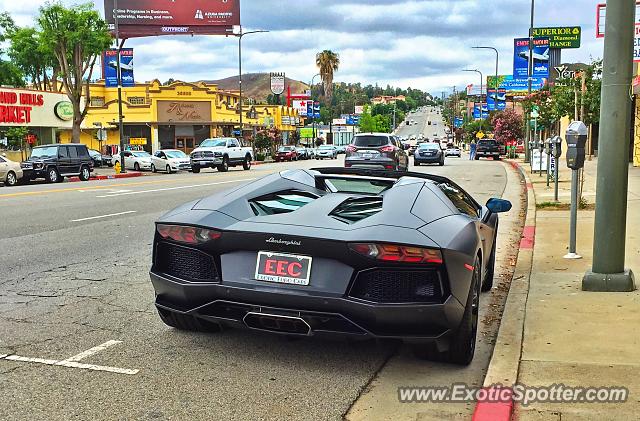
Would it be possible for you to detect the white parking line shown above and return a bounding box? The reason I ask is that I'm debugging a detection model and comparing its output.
[95,178,255,198]
[71,211,137,222]
[0,340,139,375]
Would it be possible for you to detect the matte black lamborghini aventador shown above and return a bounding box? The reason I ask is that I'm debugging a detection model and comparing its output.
[149,168,511,365]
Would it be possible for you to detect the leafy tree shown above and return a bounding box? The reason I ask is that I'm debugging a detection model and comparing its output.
[253,130,272,151]
[6,127,28,149]
[8,27,59,91]
[0,12,24,87]
[491,110,524,144]
[289,130,300,145]
[315,50,340,104]
[38,3,112,143]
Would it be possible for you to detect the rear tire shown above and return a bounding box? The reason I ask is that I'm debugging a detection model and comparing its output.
[439,159,445,166]
[482,228,498,292]
[79,165,91,181]
[413,256,480,365]
[134,162,140,171]
[157,308,222,332]
[242,155,251,170]
[191,165,201,174]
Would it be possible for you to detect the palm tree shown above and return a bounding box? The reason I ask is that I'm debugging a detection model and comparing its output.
[315,50,340,104]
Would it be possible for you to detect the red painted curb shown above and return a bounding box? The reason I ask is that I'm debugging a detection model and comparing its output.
[520,225,536,249]
[67,172,144,183]
[472,400,514,421]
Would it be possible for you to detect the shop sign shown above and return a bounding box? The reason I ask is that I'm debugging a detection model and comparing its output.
[157,101,211,123]
[0,91,44,124]
[54,101,74,121]
[129,137,147,145]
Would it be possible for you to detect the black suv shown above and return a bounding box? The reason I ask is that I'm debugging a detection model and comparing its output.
[345,133,409,171]
[21,144,93,183]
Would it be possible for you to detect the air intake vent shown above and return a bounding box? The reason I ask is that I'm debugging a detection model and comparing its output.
[250,190,319,216]
[330,197,383,224]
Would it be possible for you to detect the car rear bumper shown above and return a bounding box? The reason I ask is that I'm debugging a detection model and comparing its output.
[150,270,465,341]
[414,155,441,163]
[345,158,395,169]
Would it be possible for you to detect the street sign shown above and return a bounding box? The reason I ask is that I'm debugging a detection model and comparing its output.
[476,131,485,139]
[270,73,285,95]
[129,137,147,145]
[532,27,581,49]
[531,106,540,119]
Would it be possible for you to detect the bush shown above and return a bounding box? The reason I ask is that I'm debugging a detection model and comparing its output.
[256,153,265,162]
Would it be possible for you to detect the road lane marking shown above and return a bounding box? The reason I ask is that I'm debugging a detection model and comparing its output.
[71,211,137,222]
[95,178,256,198]
[0,173,261,199]
[58,340,122,362]
[0,340,139,375]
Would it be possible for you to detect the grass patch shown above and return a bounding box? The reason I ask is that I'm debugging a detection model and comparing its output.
[536,200,595,211]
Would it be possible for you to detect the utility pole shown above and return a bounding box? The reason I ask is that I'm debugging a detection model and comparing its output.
[583,0,636,292]
[524,0,535,163]
[114,0,126,172]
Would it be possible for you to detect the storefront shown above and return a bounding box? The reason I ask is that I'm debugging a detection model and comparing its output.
[0,88,73,148]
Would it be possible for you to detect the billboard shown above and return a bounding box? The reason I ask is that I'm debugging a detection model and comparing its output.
[487,75,547,97]
[532,27,581,49]
[292,100,310,117]
[473,103,489,119]
[103,49,134,88]
[454,117,464,128]
[513,37,550,79]
[486,88,507,111]
[104,0,240,38]
[354,105,364,115]
[466,84,486,96]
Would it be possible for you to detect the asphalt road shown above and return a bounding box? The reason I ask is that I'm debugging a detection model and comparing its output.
[0,153,523,420]
[395,107,447,141]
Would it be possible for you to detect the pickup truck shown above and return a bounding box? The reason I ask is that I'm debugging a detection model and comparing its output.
[475,139,501,160]
[190,137,253,173]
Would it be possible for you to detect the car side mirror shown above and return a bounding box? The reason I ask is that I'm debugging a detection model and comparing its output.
[486,198,512,213]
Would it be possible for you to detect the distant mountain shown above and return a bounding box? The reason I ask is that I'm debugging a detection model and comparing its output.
[201,73,309,102]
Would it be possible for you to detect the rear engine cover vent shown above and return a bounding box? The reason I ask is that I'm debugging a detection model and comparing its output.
[250,190,320,216]
[330,197,383,224]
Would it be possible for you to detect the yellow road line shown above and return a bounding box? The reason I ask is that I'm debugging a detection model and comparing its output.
[0,172,263,199]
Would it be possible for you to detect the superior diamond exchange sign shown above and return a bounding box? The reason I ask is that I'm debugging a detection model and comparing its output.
[532,27,581,49]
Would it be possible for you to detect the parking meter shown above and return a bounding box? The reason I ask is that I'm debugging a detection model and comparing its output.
[565,121,588,170]
[551,136,563,158]
[544,138,552,155]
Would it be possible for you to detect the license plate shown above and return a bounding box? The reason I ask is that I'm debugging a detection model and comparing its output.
[362,153,373,159]
[255,251,312,285]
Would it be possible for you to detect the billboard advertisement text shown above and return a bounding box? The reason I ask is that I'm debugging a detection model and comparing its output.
[104,0,240,38]
[487,75,547,97]
[103,48,134,88]
[513,37,550,79]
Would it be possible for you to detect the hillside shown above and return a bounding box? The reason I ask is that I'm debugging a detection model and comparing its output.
[202,73,309,102]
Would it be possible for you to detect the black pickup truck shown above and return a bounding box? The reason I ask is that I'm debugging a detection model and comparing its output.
[475,140,501,160]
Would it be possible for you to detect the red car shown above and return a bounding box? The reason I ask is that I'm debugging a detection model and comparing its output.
[276,146,298,162]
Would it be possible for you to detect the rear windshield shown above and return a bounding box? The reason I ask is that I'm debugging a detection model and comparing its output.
[479,140,497,146]
[354,136,389,147]
[419,143,439,149]
[325,178,392,195]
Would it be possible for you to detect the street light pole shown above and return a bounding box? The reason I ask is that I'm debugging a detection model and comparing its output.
[524,0,535,163]
[310,73,320,143]
[114,0,126,173]
[583,0,636,292]
[463,69,484,130]
[236,28,269,155]
[472,46,499,111]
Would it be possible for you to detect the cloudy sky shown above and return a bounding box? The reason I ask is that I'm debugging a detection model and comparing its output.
[2,0,606,96]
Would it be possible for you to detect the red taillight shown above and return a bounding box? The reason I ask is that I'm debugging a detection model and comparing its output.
[349,243,443,264]
[157,224,222,245]
[346,144,357,153]
[380,145,395,153]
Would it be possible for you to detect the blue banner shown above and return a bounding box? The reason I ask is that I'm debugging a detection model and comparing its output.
[454,117,464,128]
[473,103,489,119]
[486,88,507,111]
[341,114,361,125]
[103,48,134,88]
[513,37,549,79]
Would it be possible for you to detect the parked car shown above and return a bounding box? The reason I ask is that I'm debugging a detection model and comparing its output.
[112,150,153,171]
[0,154,24,186]
[336,145,346,154]
[445,145,462,157]
[345,133,409,170]
[149,167,511,365]
[414,142,445,166]
[295,147,309,160]
[152,149,191,173]
[21,144,93,183]
[276,146,298,162]
[190,138,253,173]
[475,140,501,160]
[315,145,338,160]
[306,148,316,159]
[88,149,113,168]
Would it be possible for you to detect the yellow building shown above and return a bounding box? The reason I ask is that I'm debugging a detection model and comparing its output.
[60,80,300,153]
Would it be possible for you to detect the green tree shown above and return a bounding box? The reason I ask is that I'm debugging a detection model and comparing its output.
[8,27,59,91]
[38,3,112,143]
[315,50,340,104]
[0,12,24,87]
[6,127,28,150]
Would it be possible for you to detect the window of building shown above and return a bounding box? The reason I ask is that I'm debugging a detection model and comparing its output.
[128,97,146,105]
[90,97,105,107]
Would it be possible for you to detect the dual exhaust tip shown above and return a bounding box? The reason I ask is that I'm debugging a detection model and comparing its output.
[243,312,311,336]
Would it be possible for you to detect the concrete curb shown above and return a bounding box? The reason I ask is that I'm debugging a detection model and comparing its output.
[67,172,144,182]
[472,160,536,421]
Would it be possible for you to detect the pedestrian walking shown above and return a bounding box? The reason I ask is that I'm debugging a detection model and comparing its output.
[469,140,477,160]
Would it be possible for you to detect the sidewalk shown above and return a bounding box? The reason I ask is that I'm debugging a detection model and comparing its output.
[514,158,640,420]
